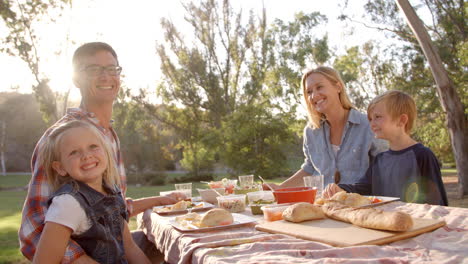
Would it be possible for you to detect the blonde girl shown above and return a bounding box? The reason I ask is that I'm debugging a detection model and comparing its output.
[33,120,150,264]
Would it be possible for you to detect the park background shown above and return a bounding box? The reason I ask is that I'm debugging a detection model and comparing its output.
[0,0,466,263]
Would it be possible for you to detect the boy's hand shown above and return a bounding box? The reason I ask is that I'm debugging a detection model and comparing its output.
[323,183,344,199]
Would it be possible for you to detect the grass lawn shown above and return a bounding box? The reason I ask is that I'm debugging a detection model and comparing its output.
[0,171,460,263]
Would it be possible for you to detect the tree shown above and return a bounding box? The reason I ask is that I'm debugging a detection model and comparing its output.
[150,0,291,176]
[0,0,70,125]
[395,0,468,196]
[0,92,47,172]
[266,12,330,116]
[221,104,296,178]
[343,0,466,195]
[113,88,177,174]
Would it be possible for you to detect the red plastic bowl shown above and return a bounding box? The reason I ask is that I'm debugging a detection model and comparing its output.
[273,187,317,204]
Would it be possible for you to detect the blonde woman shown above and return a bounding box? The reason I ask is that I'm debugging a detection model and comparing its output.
[267,66,387,189]
[32,121,150,264]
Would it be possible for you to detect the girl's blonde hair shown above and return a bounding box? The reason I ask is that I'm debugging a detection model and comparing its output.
[367,90,417,134]
[40,120,121,191]
[301,66,354,129]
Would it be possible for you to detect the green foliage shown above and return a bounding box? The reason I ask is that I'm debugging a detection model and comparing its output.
[0,0,71,125]
[220,105,297,178]
[113,88,178,174]
[150,0,308,177]
[354,0,467,161]
[170,172,214,184]
[0,93,47,171]
[126,172,167,186]
[266,12,329,112]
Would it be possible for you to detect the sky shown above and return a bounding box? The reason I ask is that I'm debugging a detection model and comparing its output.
[0,0,380,102]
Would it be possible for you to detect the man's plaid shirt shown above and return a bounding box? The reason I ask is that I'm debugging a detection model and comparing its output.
[18,108,127,262]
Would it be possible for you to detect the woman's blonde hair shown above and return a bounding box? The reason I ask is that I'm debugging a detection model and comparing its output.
[301,66,354,129]
[40,120,121,191]
[367,90,417,134]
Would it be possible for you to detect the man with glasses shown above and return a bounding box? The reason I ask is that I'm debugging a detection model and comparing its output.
[19,42,177,263]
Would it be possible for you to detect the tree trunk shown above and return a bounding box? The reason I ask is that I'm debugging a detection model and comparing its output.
[1,120,6,176]
[396,0,468,197]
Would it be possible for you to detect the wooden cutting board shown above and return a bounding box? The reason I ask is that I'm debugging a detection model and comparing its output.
[256,217,445,247]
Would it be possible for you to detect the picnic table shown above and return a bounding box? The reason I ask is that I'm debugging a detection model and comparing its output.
[136,201,468,263]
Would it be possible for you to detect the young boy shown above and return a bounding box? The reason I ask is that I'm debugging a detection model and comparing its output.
[323,90,448,206]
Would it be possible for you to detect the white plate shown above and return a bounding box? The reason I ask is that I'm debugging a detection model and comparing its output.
[153,202,214,215]
[169,213,256,232]
[361,196,400,208]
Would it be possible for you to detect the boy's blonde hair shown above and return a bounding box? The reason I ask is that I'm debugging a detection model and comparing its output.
[367,90,417,134]
[40,120,121,191]
[302,66,354,129]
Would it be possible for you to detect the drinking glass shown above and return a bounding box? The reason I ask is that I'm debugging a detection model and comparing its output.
[303,175,324,198]
[238,175,254,188]
[175,182,193,198]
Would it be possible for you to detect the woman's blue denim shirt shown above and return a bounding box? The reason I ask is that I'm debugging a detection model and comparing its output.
[301,109,388,186]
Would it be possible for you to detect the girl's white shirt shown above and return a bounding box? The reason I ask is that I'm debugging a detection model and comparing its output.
[45,194,92,235]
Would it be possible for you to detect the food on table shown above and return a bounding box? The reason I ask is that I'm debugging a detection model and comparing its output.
[369,196,383,204]
[208,181,224,189]
[263,210,283,221]
[155,201,203,212]
[282,202,325,223]
[329,191,372,207]
[322,201,413,231]
[247,191,276,215]
[261,203,291,221]
[250,199,276,215]
[207,178,238,194]
[217,194,246,213]
[172,200,189,210]
[175,212,201,222]
[314,197,325,205]
[200,208,234,227]
[174,209,233,229]
[315,192,384,206]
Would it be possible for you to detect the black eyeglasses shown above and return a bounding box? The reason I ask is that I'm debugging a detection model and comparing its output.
[81,65,122,76]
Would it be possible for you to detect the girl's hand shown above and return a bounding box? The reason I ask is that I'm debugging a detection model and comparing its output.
[322,183,344,199]
[167,191,187,201]
[158,192,187,205]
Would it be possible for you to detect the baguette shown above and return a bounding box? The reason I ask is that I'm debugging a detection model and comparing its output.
[322,201,413,231]
[282,202,325,223]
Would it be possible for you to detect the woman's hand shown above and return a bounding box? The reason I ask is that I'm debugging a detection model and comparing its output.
[322,183,344,199]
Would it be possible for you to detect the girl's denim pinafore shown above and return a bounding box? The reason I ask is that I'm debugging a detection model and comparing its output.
[49,181,128,264]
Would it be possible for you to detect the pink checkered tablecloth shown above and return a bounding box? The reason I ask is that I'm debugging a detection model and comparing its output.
[137,202,468,263]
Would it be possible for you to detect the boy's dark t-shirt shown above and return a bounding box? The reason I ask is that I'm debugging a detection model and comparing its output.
[339,143,448,206]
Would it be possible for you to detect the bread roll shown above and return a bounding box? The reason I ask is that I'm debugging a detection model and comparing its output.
[322,201,413,231]
[282,202,325,223]
[199,208,234,227]
[172,200,189,211]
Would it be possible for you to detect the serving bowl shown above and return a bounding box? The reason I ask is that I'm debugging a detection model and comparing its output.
[273,187,317,204]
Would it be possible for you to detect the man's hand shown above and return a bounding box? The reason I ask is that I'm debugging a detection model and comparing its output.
[322,183,344,199]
